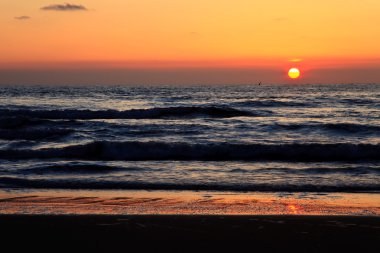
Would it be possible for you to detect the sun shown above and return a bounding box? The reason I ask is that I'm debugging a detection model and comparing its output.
[288,68,300,79]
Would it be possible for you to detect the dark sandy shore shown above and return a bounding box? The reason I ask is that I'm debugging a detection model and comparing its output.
[1,215,379,253]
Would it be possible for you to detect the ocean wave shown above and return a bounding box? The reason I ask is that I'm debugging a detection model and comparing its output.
[233,100,310,107]
[1,141,379,161]
[0,106,254,120]
[322,123,380,133]
[0,117,50,129]
[0,116,80,129]
[274,123,380,133]
[0,128,73,140]
[339,98,377,105]
[0,177,378,192]
[229,167,380,175]
[18,164,145,174]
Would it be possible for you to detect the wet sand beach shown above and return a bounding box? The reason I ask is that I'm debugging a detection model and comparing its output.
[1,214,379,252]
[1,190,379,252]
[1,190,379,215]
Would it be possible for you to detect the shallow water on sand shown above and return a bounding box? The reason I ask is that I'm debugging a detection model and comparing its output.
[0,189,379,215]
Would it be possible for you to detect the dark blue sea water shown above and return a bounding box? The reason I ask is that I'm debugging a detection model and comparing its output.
[0,84,379,192]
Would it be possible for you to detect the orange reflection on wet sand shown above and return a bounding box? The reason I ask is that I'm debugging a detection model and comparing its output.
[0,190,379,216]
[287,204,301,214]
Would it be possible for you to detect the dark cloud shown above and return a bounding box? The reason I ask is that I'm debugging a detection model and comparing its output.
[14,16,31,20]
[41,3,88,11]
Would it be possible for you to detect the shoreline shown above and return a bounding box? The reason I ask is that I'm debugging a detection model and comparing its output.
[1,189,379,216]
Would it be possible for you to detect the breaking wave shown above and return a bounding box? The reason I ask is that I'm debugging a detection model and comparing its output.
[0,177,378,192]
[0,106,254,120]
[0,128,73,140]
[1,141,379,161]
[18,164,145,174]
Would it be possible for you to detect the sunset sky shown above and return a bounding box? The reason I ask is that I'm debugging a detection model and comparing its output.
[1,0,380,85]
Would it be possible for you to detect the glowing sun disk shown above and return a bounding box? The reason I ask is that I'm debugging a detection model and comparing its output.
[288,68,300,79]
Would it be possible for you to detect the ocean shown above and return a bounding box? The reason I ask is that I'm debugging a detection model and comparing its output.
[0,84,379,194]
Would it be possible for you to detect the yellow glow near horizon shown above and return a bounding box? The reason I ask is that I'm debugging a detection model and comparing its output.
[288,68,300,79]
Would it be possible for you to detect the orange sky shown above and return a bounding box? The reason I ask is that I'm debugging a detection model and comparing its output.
[1,0,380,84]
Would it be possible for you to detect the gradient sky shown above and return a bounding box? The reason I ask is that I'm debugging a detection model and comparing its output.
[1,0,380,85]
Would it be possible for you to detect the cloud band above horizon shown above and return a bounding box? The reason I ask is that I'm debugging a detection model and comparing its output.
[14,16,31,20]
[41,3,87,11]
